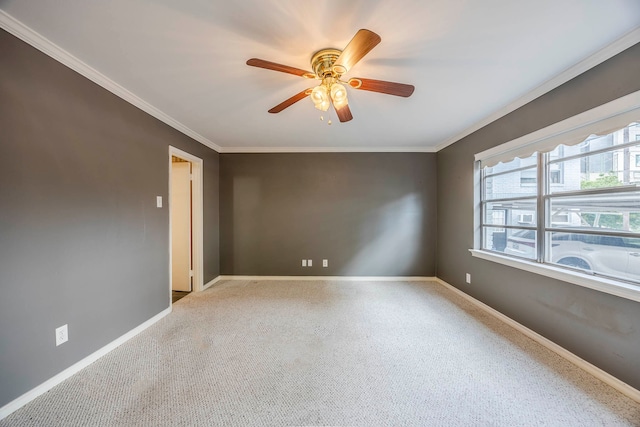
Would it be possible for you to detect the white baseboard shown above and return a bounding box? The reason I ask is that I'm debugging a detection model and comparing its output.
[202,275,224,290]
[433,278,640,404]
[0,307,172,420]
[216,275,436,282]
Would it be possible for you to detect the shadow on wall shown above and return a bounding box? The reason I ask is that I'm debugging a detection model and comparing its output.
[339,193,423,276]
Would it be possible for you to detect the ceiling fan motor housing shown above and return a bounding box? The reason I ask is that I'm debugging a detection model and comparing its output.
[311,48,344,78]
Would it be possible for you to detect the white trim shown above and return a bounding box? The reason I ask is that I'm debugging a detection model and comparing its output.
[169,147,204,295]
[215,275,436,282]
[0,10,222,153]
[469,249,640,303]
[203,276,223,290]
[436,27,640,152]
[474,90,640,165]
[0,307,171,420]
[433,277,640,404]
[221,146,437,153]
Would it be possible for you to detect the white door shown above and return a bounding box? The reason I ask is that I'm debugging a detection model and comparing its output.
[171,161,192,292]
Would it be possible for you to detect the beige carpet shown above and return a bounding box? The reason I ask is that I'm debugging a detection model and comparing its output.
[2,279,639,426]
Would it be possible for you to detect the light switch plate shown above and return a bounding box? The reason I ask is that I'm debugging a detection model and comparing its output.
[156,196,163,208]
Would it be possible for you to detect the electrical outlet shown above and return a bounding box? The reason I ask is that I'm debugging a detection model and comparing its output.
[323,259,328,267]
[307,259,312,267]
[302,259,307,267]
[465,273,471,284]
[56,324,68,346]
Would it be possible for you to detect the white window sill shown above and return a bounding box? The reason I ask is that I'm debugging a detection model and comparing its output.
[469,249,640,303]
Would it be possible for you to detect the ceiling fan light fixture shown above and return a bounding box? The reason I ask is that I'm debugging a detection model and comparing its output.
[247,29,414,123]
[330,82,348,109]
[311,85,330,111]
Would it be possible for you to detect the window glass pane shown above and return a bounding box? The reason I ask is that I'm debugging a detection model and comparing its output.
[483,227,505,252]
[547,232,640,283]
[548,143,640,193]
[484,167,538,200]
[481,227,538,259]
[503,228,537,259]
[483,152,537,176]
[632,213,640,233]
[484,200,537,226]
[548,192,640,231]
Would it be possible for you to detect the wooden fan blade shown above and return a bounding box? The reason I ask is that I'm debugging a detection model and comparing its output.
[332,29,381,74]
[268,89,312,113]
[335,104,353,123]
[348,78,415,97]
[247,58,315,78]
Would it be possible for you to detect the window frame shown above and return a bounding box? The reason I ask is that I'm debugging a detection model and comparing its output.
[472,90,640,303]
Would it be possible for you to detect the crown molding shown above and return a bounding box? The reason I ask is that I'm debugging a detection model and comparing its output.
[220,145,437,153]
[0,10,223,153]
[435,26,640,152]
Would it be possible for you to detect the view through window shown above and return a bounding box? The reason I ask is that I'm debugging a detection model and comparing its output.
[480,122,640,284]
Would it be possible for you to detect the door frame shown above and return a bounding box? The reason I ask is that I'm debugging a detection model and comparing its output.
[168,146,204,300]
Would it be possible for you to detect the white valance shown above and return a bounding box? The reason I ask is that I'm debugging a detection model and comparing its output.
[475,90,640,168]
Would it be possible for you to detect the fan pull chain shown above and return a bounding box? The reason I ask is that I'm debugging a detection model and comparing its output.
[319,116,332,125]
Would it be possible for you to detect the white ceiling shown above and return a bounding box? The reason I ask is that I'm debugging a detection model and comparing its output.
[1,1,639,152]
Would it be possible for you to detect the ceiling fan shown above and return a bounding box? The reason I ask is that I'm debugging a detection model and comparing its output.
[246,29,415,123]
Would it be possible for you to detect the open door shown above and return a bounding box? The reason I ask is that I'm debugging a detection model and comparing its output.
[169,146,204,301]
[171,160,192,292]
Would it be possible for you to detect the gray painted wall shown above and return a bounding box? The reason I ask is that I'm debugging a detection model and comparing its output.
[0,30,219,407]
[437,43,640,389]
[220,153,436,276]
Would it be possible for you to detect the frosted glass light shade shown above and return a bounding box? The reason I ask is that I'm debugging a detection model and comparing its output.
[311,85,330,111]
[330,83,348,109]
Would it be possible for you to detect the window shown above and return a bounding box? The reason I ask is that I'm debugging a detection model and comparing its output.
[480,123,640,285]
[482,153,538,258]
[474,90,640,298]
[518,214,534,224]
[549,169,563,184]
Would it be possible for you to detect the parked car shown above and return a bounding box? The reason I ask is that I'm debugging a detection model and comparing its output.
[503,229,640,283]
[502,229,536,258]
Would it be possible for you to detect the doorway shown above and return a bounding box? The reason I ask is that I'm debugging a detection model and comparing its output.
[169,146,204,305]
